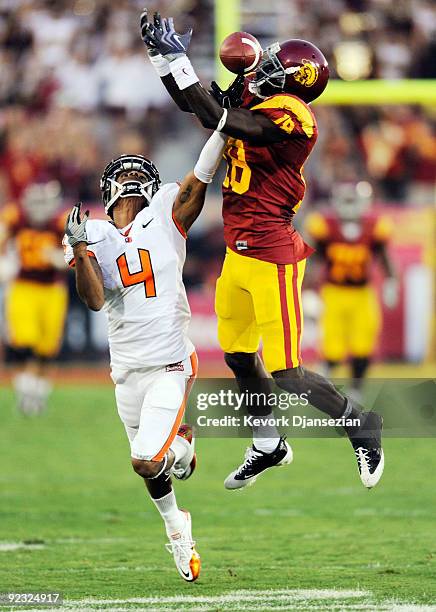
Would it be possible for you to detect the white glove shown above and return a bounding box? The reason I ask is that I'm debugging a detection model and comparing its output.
[65,202,89,248]
[382,277,399,309]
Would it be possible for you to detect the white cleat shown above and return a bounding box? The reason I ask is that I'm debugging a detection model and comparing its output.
[166,510,201,582]
[355,447,385,489]
[348,411,385,489]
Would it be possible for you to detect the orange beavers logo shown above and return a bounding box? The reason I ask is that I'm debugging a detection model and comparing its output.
[293,59,318,87]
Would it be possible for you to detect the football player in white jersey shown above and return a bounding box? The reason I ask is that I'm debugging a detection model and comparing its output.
[63,131,227,582]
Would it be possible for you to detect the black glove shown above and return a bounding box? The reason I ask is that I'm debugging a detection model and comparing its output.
[140,10,192,59]
[210,75,245,109]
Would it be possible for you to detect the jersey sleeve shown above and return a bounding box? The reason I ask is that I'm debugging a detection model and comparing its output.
[373,215,393,244]
[304,212,330,242]
[251,94,317,139]
[0,203,21,236]
[150,182,186,239]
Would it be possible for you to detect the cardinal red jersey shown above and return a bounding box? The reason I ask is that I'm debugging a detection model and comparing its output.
[222,90,317,264]
[305,210,392,286]
[0,203,67,284]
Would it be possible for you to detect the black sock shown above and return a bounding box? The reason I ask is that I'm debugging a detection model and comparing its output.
[272,366,363,422]
[145,463,172,499]
[351,357,370,388]
[225,352,273,417]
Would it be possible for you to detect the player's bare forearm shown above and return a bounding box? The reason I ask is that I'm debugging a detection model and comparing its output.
[376,243,396,278]
[141,14,285,143]
[173,172,207,233]
[73,245,105,311]
[161,74,193,112]
[181,83,286,145]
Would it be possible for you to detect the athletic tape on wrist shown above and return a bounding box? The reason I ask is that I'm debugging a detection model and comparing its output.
[216,108,228,132]
[148,53,171,77]
[170,55,199,90]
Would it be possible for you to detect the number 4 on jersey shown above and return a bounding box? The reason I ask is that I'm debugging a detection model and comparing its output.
[116,248,156,298]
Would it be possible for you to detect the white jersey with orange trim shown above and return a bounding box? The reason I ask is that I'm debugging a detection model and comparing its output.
[64,182,194,370]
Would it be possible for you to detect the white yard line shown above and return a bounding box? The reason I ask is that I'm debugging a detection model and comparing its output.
[2,587,435,612]
[0,541,44,551]
[17,606,436,612]
[67,592,436,612]
[0,537,133,551]
[54,537,131,545]
[69,588,371,606]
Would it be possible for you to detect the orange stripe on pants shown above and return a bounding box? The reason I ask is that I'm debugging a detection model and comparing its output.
[152,352,198,462]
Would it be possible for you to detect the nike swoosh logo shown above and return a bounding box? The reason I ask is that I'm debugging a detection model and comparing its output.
[142,218,153,229]
[182,68,189,75]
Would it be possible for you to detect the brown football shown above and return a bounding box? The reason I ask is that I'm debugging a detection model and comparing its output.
[219,31,263,74]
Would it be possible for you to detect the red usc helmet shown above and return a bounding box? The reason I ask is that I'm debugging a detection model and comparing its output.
[248,39,329,103]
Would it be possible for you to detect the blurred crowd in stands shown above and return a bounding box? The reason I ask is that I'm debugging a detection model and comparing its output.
[0,0,435,288]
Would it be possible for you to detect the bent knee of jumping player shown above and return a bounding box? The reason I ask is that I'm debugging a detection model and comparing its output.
[224,351,258,377]
[131,451,175,479]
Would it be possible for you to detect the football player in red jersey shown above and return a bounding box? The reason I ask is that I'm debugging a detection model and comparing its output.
[141,11,385,490]
[0,181,67,414]
[305,182,398,403]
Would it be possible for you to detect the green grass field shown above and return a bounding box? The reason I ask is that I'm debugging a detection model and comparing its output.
[0,385,435,611]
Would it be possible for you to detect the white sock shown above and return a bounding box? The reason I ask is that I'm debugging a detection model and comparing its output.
[253,436,281,453]
[170,435,189,467]
[252,414,280,453]
[151,490,185,537]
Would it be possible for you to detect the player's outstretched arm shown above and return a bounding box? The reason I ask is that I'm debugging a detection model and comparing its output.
[74,246,105,312]
[141,10,192,113]
[375,242,396,279]
[175,82,286,145]
[141,13,287,145]
[173,131,227,233]
[375,242,399,309]
[65,203,105,311]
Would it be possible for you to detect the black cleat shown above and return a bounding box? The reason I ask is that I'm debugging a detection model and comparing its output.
[224,437,293,490]
[348,411,384,489]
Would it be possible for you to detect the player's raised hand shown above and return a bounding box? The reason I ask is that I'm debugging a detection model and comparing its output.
[140,9,163,55]
[210,75,245,108]
[141,11,192,60]
[65,202,89,248]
